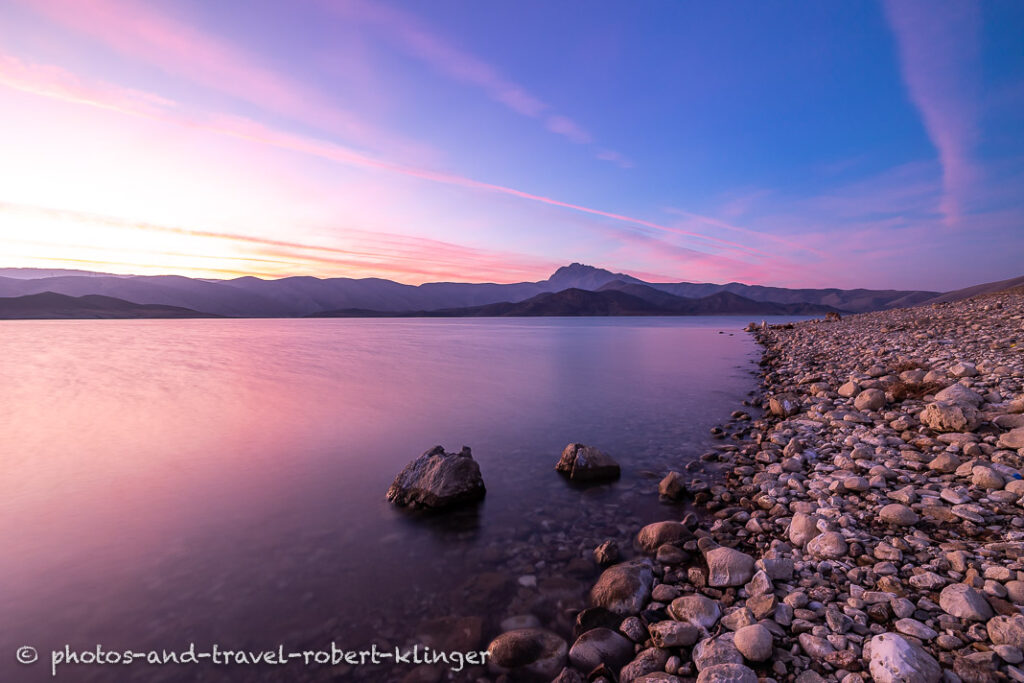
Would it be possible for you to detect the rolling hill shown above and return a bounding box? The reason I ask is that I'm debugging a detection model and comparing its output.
[0,292,218,319]
[310,287,843,318]
[0,263,941,317]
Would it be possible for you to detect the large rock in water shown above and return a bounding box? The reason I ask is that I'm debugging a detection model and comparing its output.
[866,633,941,683]
[386,445,485,509]
[556,443,621,482]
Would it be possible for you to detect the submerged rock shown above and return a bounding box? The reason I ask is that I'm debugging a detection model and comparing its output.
[487,628,567,681]
[637,521,690,552]
[556,443,621,482]
[386,445,485,510]
[568,627,634,672]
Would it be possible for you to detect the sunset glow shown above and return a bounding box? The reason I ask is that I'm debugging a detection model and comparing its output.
[0,1,1022,289]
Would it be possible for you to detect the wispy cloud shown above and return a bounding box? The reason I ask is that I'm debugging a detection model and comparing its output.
[17,0,433,160]
[0,53,761,262]
[882,0,981,224]
[327,0,630,166]
[0,201,564,282]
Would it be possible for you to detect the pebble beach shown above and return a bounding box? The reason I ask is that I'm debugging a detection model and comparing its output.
[486,285,1024,682]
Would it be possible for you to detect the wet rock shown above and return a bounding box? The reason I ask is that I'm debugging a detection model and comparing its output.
[637,521,690,553]
[594,540,620,566]
[551,668,586,683]
[590,560,654,615]
[386,445,485,509]
[668,594,722,631]
[769,393,800,417]
[487,628,567,681]
[568,627,635,673]
[659,471,687,499]
[556,443,621,482]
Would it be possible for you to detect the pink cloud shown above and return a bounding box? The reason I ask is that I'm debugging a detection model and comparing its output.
[882,0,982,225]
[595,149,634,169]
[326,0,626,159]
[17,0,432,160]
[0,53,764,264]
[545,115,592,144]
[0,200,564,283]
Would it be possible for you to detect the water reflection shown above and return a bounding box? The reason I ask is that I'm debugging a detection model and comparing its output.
[0,317,768,681]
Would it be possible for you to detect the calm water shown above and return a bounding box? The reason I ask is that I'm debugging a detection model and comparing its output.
[0,317,770,682]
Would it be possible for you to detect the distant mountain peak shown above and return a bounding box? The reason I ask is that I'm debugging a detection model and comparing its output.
[547,263,642,288]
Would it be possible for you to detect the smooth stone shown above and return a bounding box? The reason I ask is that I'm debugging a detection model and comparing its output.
[939,583,994,622]
[649,620,700,648]
[703,545,755,588]
[693,634,742,671]
[487,628,568,680]
[669,594,722,631]
[733,624,773,662]
[789,512,822,547]
[568,627,635,673]
[637,521,690,553]
[854,388,886,411]
[867,633,941,683]
[806,531,848,560]
[590,560,654,615]
[879,503,919,526]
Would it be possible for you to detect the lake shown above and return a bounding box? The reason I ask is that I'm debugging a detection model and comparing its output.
[0,317,774,681]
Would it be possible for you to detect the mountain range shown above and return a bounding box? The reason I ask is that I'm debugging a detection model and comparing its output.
[0,263,950,319]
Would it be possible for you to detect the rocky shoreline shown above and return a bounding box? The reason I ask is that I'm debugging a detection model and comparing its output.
[486,286,1024,682]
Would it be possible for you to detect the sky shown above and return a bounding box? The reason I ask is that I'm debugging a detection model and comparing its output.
[0,1,1022,290]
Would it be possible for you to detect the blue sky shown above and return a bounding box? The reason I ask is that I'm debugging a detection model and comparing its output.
[0,0,1021,289]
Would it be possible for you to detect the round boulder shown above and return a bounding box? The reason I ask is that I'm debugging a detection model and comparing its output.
[733,624,773,662]
[568,627,634,673]
[487,628,567,681]
[806,531,848,560]
[854,388,886,412]
[637,521,690,553]
[879,503,919,526]
[589,560,654,615]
